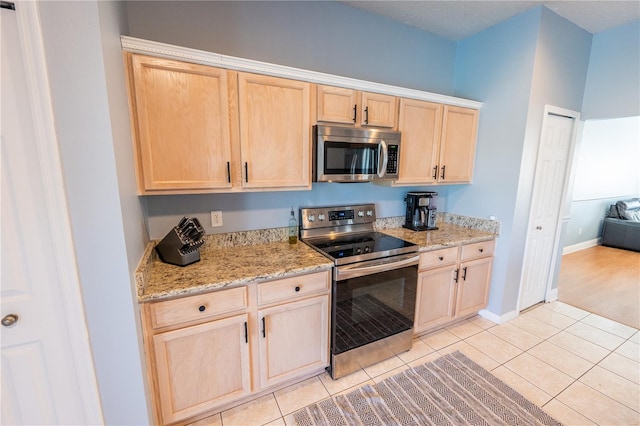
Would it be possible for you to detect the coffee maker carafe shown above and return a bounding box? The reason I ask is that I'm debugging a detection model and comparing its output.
[403,192,438,231]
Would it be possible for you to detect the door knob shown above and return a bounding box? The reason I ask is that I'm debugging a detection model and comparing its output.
[536,226,542,230]
[2,314,19,327]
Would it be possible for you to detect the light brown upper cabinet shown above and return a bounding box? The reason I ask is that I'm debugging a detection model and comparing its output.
[396,99,479,185]
[439,106,479,183]
[316,85,398,129]
[395,99,443,185]
[125,54,313,194]
[237,73,312,190]
[126,54,233,193]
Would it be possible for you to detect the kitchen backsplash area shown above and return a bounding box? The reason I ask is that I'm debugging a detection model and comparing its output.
[145,212,500,251]
[144,183,446,240]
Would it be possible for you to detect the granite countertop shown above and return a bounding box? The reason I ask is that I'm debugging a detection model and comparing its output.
[136,216,498,303]
[379,222,496,250]
[137,240,333,302]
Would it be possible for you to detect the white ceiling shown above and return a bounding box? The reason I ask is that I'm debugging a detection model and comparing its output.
[340,1,640,40]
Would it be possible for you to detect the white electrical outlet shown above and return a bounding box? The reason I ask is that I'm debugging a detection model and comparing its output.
[211,210,223,227]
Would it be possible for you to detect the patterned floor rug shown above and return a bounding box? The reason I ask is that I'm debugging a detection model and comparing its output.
[292,351,561,425]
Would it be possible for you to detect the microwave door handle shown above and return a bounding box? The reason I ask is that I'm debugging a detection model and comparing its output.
[378,140,388,178]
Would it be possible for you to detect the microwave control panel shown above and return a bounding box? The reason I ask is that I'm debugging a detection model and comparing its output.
[386,145,398,174]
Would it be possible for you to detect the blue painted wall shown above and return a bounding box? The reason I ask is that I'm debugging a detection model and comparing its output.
[449,8,541,315]
[146,183,440,239]
[582,20,640,120]
[450,7,592,314]
[125,1,456,94]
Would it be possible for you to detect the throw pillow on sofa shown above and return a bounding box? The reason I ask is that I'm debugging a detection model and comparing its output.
[616,199,640,221]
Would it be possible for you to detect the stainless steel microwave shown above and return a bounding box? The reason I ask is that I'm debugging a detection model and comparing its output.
[313,125,402,182]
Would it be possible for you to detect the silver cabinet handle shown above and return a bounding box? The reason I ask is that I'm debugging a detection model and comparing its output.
[2,314,19,327]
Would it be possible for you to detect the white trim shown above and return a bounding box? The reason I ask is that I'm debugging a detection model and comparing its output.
[478,309,519,324]
[563,238,601,255]
[545,288,558,303]
[15,3,104,423]
[120,36,483,110]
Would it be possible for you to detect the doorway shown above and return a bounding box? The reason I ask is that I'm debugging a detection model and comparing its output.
[519,106,580,311]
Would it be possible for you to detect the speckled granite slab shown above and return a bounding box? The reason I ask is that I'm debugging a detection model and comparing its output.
[379,222,496,252]
[136,215,499,302]
[136,239,333,302]
[375,213,500,235]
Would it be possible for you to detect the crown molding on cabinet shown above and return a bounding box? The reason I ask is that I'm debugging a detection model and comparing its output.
[120,36,482,109]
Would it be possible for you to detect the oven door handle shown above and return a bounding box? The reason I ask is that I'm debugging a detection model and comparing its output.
[336,253,419,280]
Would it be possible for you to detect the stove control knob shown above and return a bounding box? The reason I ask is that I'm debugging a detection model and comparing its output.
[355,247,362,254]
[366,210,373,217]
[318,214,325,221]
[358,211,365,217]
[364,246,371,253]
[307,214,315,222]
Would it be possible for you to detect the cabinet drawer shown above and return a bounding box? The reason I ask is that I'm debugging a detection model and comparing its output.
[419,246,459,270]
[461,240,495,261]
[258,271,330,306]
[149,286,248,329]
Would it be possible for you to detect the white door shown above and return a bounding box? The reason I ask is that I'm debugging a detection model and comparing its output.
[519,110,577,310]
[1,5,102,424]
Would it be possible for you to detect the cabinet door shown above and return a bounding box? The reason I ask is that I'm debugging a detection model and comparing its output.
[438,106,478,183]
[396,99,443,185]
[153,314,251,424]
[360,92,398,128]
[238,73,311,189]
[129,54,232,192]
[414,265,457,334]
[317,85,357,124]
[455,257,493,318]
[258,295,329,388]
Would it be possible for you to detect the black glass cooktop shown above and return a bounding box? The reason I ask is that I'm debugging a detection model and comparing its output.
[306,232,417,265]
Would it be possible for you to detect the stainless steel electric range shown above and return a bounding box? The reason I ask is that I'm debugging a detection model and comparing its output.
[300,204,419,379]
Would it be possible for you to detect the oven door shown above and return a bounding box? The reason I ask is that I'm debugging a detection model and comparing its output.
[331,253,419,358]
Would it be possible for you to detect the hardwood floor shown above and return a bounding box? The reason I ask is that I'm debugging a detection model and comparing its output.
[558,245,640,329]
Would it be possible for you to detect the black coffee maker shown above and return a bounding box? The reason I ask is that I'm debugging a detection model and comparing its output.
[403,192,438,231]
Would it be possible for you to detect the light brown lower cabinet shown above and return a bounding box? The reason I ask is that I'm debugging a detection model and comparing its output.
[140,270,331,425]
[455,256,494,318]
[258,295,329,388]
[152,314,252,424]
[414,240,494,334]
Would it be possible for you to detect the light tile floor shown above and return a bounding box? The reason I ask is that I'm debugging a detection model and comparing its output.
[197,301,640,426]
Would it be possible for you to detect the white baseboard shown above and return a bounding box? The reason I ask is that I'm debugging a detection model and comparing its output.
[478,309,519,324]
[563,238,600,255]
[546,288,558,302]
